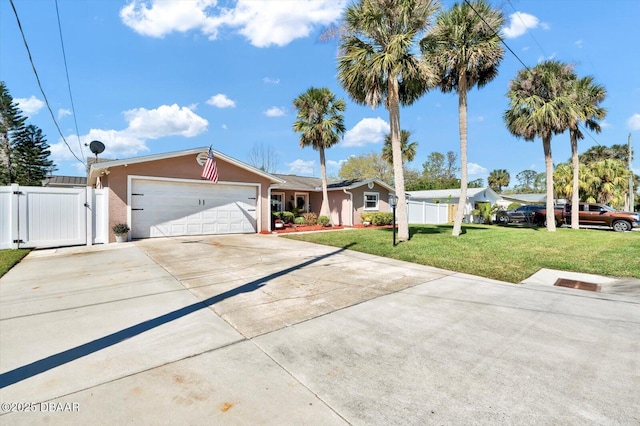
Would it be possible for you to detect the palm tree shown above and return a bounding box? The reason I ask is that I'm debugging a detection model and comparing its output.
[567,76,606,228]
[504,60,577,231]
[337,0,440,242]
[584,159,630,208]
[420,0,504,237]
[381,130,418,165]
[487,169,510,192]
[293,87,346,221]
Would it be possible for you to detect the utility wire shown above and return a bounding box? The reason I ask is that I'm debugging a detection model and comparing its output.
[464,0,601,146]
[55,0,85,162]
[9,0,86,166]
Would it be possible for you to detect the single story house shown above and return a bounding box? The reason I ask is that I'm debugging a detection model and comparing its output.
[271,174,395,226]
[88,147,394,242]
[407,187,502,222]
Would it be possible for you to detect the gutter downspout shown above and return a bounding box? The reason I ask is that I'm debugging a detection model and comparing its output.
[343,188,353,227]
[267,185,276,233]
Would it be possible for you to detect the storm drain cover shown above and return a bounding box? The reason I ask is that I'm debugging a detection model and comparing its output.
[554,278,601,292]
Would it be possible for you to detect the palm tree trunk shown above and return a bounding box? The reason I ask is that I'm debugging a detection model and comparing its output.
[319,145,331,223]
[388,78,409,241]
[570,130,580,229]
[543,134,557,231]
[452,77,468,237]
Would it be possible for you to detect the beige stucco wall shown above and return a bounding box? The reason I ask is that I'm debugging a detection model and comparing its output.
[350,185,392,225]
[100,153,274,241]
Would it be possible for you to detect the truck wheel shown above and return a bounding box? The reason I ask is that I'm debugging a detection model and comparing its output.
[612,220,631,232]
[497,213,509,225]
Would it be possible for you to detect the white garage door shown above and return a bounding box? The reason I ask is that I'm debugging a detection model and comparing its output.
[131,179,257,238]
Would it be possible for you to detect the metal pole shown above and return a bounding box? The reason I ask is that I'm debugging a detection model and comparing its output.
[392,205,396,247]
[629,133,634,211]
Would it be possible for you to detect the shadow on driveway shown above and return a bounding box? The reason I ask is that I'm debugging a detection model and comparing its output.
[0,244,353,389]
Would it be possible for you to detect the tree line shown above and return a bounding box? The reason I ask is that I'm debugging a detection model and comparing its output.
[290,0,637,238]
[0,81,55,186]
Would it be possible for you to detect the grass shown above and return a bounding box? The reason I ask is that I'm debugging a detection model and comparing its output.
[0,249,30,278]
[282,224,640,283]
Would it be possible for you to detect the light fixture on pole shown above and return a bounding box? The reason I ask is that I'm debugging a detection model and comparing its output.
[389,193,398,247]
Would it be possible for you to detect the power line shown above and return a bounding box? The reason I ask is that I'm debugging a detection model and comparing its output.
[463,0,601,147]
[8,0,86,166]
[55,0,85,163]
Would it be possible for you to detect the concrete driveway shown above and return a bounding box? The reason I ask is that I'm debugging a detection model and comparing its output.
[1,234,638,425]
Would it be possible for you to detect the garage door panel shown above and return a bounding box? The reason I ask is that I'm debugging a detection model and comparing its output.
[131,180,257,238]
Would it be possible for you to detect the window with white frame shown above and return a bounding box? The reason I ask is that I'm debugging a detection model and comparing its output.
[271,192,284,212]
[364,192,379,210]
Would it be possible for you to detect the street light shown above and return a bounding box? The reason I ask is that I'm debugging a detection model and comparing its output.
[389,193,398,246]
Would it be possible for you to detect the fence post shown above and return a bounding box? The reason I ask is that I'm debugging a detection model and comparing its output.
[10,184,19,249]
[86,186,93,247]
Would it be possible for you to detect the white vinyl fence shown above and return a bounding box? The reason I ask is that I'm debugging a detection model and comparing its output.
[0,184,107,249]
[407,200,449,224]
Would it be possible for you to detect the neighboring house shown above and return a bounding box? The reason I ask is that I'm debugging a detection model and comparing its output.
[407,187,502,223]
[42,175,87,188]
[501,193,547,206]
[271,174,395,226]
[88,147,284,242]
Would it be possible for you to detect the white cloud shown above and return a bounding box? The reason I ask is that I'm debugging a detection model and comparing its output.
[123,104,208,138]
[120,0,346,47]
[263,77,280,84]
[326,159,346,171]
[575,39,583,49]
[264,106,285,117]
[49,103,208,163]
[15,96,45,115]
[120,0,218,38]
[342,117,390,147]
[468,163,488,176]
[58,108,72,119]
[287,159,315,175]
[222,124,228,130]
[502,12,540,39]
[600,120,612,129]
[206,93,236,108]
[628,114,640,131]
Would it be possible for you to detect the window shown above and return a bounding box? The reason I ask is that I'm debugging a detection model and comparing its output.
[271,192,284,212]
[364,192,379,210]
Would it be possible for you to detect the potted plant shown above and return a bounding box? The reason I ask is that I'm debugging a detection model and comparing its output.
[274,219,284,229]
[112,223,130,242]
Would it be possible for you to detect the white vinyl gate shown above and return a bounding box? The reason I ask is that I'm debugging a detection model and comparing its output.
[0,184,107,249]
[407,200,449,224]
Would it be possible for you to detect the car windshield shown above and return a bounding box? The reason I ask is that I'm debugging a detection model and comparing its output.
[601,205,616,212]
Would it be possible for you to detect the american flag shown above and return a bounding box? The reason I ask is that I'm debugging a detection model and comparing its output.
[201,147,219,183]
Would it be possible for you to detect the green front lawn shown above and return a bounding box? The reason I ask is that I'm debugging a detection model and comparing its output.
[0,249,30,278]
[283,224,640,283]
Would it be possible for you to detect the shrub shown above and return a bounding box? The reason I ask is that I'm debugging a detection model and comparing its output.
[282,211,295,223]
[361,212,393,226]
[112,223,130,234]
[302,212,318,226]
[318,215,330,226]
[294,216,306,225]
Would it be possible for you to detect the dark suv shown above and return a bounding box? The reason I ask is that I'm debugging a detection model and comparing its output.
[534,203,640,232]
[496,205,544,224]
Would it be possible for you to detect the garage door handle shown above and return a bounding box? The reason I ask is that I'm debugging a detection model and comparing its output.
[132,208,144,211]
[248,209,256,212]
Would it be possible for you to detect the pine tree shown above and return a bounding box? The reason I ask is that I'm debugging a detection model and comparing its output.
[0,81,27,184]
[13,124,55,185]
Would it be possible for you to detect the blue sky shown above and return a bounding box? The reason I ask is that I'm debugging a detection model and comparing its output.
[2,0,639,187]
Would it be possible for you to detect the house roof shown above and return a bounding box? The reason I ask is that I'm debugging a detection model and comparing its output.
[408,187,500,200]
[43,175,88,187]
[88,147,284,186]
[273,174,394,193]
[501,193,547,203]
